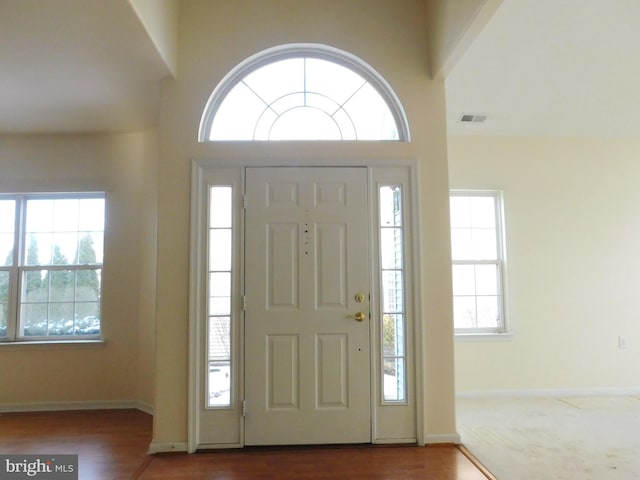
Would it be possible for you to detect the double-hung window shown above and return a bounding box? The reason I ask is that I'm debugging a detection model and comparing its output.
[0,194,105,342]
[450,191,506,334]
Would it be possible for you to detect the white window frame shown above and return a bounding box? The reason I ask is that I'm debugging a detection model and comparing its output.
[198,43,411,142]
[0,193,104,344]
[450,190,507,335]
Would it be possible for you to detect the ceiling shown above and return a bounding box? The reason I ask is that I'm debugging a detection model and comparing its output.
[445,0,640,137]
[2,0,639,137]
[0,0,171,134]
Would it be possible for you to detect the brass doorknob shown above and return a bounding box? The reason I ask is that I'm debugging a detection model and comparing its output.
[348,312,367,322]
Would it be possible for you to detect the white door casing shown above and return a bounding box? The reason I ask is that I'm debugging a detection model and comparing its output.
[244,167,371,445]
[189,160,421,451]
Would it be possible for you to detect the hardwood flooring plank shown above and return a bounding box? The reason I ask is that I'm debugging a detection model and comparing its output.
[0,410,491,480]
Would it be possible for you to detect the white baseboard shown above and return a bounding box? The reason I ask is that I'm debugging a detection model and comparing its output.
[136,400,155,415]
[0,400,155,414]
[424,433,461,445]
[456,387,640,399]
[148,442,189,454]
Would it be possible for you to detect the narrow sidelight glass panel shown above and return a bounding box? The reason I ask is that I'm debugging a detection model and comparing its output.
[0,271,9,337]
[379,185,407,403]
[207,186,233,407]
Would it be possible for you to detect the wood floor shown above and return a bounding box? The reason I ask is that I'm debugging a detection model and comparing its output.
[0,409,493,479]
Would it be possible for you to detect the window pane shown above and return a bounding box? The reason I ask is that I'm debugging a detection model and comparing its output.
[475,264,498,295]
[379,186,402,227]
[25,197,104,267]
[452,265,475,296]
[383,357,405,402]
[75,269,101,302]
[22,270,48,302]
[470,196,496,228]
[78,233,103,264]
[209,296,231,316]
[0,200,15,266]
[380,228,403,269]
[25,200,53,232]
[78,198,106,232]
[208,360,231,407]
[342,82,398,140]
[209,229,232,271]
[209,187,232,228]
[48,302,74,335]
[383,314,405,356]
[25,234,50,265]
[0,270,9,336]
[270,107,342,140]
[0,234,14,266]
[74,303,100,335]
[477,296,499,328]
[306,58,365,105]
[208,315,231,407]
[209,272,231,298]
[449,196,471,228]
[472,229,497,260]
[52,233,78,264]
[22,303,48,336]
[453,296,476,329]
[210,82,270,140]
[243,58,304,106]
[49,270,74,302]
[382,270,403,313]
[52,199,80,232]
[450,228,472,261]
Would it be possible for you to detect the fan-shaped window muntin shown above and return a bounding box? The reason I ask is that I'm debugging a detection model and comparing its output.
[200,46,409,142]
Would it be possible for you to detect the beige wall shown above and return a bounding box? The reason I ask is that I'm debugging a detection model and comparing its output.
[426,0,502,78]
[0,132,156,407]
[153,0,457,445]
[137,130,158,410]
[449,135,640,394]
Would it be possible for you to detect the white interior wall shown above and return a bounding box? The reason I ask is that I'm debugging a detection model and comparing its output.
[449,135,640,394]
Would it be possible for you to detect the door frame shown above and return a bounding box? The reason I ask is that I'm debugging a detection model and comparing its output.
[188,157,424,452]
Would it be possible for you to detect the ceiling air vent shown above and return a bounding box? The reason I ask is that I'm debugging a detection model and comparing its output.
[460,114,487,123]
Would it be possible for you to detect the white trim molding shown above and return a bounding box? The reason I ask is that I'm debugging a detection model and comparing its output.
[189,158,424,449]
[0,400,153,414]
[148,442,189,454]
[457,387,640,399]
[424,433,462,445]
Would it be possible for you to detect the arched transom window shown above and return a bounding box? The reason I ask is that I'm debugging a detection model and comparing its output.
[199,44,410,141]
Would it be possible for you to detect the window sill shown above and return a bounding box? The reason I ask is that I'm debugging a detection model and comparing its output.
[0,339,105,349]
[454,332,514,342]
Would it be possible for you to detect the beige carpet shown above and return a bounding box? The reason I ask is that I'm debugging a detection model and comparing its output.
[456,395,640,480]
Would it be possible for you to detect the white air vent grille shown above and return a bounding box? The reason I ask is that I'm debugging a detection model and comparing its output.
[460,114,487,123]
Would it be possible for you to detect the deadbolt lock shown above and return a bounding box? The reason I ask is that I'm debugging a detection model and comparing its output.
[354,293,365,303]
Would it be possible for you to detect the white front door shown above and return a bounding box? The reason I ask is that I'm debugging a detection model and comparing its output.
[244,167,371,445]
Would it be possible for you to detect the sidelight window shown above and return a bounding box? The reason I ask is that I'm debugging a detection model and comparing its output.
[207,186,233,407]
[379,185,406,402]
